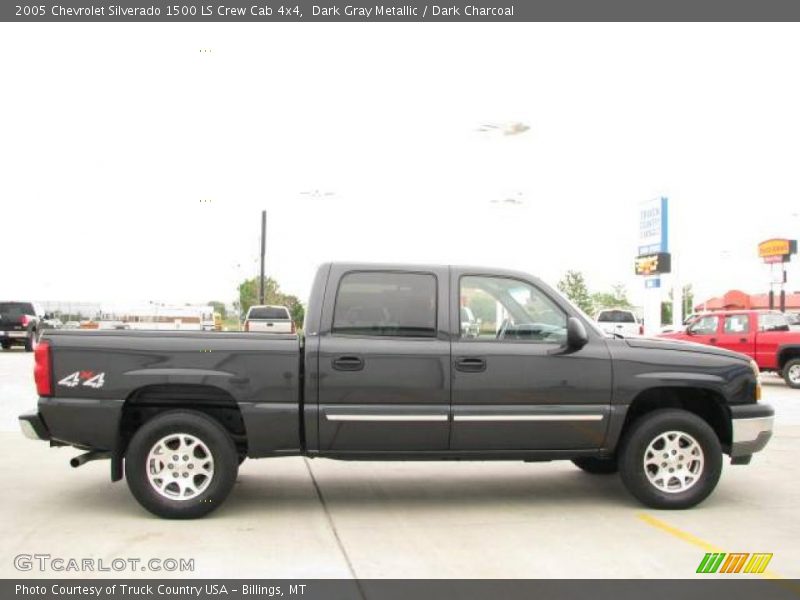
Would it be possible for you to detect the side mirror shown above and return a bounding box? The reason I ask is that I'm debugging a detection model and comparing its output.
[686,328,696,335]
[566,317,589,350]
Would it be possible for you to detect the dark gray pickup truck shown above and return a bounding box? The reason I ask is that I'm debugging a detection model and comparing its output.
[19,263,774,518]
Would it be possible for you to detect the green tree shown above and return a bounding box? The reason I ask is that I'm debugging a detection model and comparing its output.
[591,283,633,311]
[237,277,305,328]
[557,270,594,315]
[207,300,226,320]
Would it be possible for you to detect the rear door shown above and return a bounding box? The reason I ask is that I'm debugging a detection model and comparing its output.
[449,271,612,451]
[716,313,755,358]
[316,266,451,452]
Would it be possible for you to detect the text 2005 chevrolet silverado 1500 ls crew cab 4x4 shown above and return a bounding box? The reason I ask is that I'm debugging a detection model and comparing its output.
[19,263,774,518]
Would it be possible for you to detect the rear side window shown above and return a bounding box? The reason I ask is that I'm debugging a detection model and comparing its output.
[0,302,34,317]
[248,306,290,320]
[332,271,437,337]
[597,310,635,323]
[760,313,790,332]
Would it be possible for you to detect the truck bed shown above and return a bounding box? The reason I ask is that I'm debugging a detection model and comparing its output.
[39,329,302,457]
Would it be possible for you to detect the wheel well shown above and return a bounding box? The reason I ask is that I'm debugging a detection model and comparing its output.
[622,387,731,448]
[778,347,800,371]
[119,384,248,457]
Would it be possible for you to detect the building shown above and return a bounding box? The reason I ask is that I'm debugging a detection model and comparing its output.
[695,290,800,312]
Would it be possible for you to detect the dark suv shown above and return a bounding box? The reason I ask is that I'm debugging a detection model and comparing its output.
[0,302,45,351]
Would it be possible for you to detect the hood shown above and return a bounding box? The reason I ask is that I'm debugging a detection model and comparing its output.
[625,336,749,362]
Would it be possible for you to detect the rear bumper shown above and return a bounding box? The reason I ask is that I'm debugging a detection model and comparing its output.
[19,411,50,441]
[729,404,774,457]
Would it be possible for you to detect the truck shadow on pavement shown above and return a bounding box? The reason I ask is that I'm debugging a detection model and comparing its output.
[44,460,749,519]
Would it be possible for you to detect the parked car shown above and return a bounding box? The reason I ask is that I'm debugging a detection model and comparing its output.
[19,263,772,518]
[244,305,295,333]
[595,308,643,337]
[0,301,45,351]
[62,321,81,330]
[42,317,63,330]
[660,309,800,388]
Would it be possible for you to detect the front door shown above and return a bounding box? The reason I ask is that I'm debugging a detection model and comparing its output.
[685,314,722,347]
[317,267,451,453]
[450,272,612,451]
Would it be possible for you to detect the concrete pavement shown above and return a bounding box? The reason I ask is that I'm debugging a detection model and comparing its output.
[1,349,798,579]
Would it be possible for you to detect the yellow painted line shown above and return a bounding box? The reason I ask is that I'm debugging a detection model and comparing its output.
[636,512,796,589]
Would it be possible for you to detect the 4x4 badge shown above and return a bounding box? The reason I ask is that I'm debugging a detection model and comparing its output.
[58,371,106,389]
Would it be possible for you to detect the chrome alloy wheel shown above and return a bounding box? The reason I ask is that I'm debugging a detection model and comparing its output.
[643,430,704,494]
[788,364,800,385]
[146,433,214,501]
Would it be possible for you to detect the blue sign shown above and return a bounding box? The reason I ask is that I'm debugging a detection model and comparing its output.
[638,197,669,256]
[645,277,661,289]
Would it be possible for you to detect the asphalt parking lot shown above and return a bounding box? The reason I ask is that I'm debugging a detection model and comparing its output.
[1,349,798,579]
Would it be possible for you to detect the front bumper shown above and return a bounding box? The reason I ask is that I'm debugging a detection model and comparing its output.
[729,404,774,457]
[19,411,50,441]
[0,330,30,339]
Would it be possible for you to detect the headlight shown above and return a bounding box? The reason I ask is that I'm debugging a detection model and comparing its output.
[750,360,761,401]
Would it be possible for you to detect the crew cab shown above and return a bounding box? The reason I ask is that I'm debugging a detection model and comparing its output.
[19,263,774,518]
[660,309,800,388]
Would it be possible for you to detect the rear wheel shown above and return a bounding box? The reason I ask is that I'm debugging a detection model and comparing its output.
[24,330,37,352]
[125,410,238,518]
[619,409,722,509]
[783,359,800,389]
[1,340,10,350]
[572,456,618,474]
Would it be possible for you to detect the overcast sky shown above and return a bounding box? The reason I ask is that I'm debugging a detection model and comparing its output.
[2,23,800,308]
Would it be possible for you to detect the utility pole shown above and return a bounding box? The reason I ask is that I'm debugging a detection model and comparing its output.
[259,210,266,304]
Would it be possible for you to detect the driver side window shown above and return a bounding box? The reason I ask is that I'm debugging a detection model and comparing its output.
[689,315,719,335]
[460,276,567,343]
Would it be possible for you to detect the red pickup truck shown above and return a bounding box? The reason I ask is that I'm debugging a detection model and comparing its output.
[661,310,800,388]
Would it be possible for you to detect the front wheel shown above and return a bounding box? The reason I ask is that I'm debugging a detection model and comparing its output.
[125,410,238,518]
[619,409,722,509]
[24,330,38,352]
[783,359,800,389]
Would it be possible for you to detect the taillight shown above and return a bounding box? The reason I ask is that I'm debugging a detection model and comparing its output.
[34,340,52,396]
[639,324,644,335]
[291,321,296,334]
[244,321,250,332]
[20,315,30,327]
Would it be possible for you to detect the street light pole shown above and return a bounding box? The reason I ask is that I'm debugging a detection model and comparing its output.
[259,210,267,305]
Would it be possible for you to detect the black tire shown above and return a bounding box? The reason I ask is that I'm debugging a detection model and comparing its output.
[618,409,722,509]
[1,341,10,350]
[572,456,618,475]
[125,410,238,519]
[782,358,800,389]
[24,330,37,352]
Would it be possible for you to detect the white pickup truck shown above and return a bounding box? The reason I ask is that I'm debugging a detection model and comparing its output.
[243,305,295,333]
[595,309,642,337]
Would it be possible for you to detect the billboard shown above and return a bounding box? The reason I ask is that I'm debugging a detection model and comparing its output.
[635,252,672,276]
[638,197,669,255]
